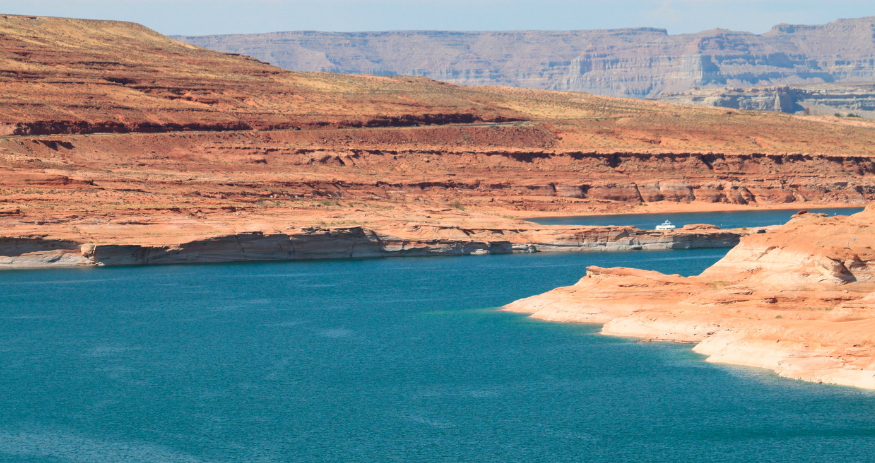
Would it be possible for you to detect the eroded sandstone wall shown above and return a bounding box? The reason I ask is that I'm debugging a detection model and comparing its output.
[3,129,873,219]
[504,207,875,390]
[0,226,746,268]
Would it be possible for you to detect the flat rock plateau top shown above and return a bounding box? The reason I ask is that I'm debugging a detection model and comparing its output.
[175,17,875,98]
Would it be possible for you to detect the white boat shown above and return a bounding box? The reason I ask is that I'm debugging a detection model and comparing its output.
[655,220,676,230]
[470,249,489,255]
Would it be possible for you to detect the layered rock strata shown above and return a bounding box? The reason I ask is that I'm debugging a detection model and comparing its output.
[660,82,875,119]
[505,207,875,390]
[176,17,875,98]
[0,14,522,137]
[2,15,874,269]
[3,127,875,222]
[0,225,746,268]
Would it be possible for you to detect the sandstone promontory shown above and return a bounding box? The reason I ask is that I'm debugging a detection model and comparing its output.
[505,207,875,389]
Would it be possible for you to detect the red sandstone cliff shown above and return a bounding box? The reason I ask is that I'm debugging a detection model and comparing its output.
[1,15,874,267]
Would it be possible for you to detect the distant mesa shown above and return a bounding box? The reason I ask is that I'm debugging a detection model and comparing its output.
[660,82,875,120]
[174,16,875,105]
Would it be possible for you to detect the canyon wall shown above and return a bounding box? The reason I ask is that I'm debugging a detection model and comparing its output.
[660,82,875,118]
[3,127,875,221]
[0,225,746,269]
[175,17,875,98]
[2,15,874,271]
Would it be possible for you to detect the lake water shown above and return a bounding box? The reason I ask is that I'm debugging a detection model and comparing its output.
[528,206,866,229]
[3,246,875,462]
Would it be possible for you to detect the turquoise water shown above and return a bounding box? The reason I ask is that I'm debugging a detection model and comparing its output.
[3,248,875,462]
[528,206,866,229]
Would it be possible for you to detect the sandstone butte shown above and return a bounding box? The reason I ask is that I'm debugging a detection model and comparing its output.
[506,207,875,390]
[0,15,874,268]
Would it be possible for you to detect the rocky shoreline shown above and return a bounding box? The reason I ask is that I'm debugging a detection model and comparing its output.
[0,225,746,269]
[504,207,875,390]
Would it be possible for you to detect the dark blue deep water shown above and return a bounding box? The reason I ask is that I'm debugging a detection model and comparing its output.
[528,206,865,229]
[3,246,875,462]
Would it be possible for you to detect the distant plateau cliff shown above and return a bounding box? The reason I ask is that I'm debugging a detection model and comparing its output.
[659,82,875,119]
[174,17,875,99]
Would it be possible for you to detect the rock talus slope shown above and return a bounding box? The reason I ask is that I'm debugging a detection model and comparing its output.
[505,207,875,389]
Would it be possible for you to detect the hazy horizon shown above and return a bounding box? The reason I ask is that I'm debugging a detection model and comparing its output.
[2,0,873,37]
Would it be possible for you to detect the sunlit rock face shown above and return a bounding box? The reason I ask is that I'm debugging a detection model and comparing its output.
[505,207,875,390]
[3,14,875,275]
